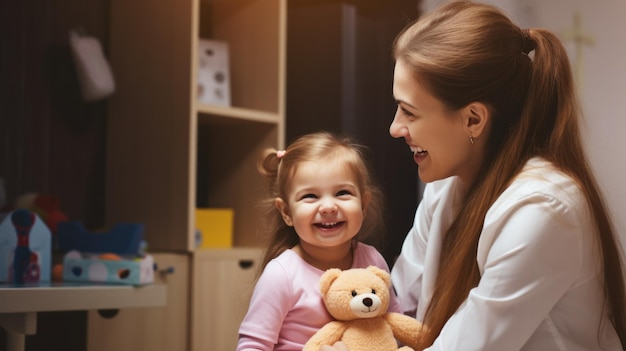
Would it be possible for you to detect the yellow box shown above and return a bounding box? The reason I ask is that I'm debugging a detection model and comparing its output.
[195,208,234,249]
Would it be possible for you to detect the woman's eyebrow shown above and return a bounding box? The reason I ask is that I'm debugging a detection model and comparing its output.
[395,99,419,110]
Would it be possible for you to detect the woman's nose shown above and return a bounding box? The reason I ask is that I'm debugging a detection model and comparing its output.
[389,111,406,138]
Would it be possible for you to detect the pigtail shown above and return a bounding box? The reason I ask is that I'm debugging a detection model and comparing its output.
[255,147,298,277]
[257,148,281,180]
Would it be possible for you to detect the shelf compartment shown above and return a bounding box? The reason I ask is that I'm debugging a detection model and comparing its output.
[197,0,285,115]
[196,119,277,247]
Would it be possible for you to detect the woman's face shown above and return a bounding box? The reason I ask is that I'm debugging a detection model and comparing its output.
[390,59,479,185]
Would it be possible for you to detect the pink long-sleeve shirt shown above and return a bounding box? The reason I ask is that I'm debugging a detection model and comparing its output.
[237,242,402,351]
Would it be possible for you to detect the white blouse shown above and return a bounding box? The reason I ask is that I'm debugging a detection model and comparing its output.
[391,157,622,350]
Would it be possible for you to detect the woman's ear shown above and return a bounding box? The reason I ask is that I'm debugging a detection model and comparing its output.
[463,102,490,140]
[274,198,293,226]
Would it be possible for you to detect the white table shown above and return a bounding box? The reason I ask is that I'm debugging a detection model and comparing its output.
[0,282,167,351]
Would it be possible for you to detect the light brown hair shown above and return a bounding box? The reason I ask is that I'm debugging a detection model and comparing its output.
[394,0,625,348]
[256,131,386,272]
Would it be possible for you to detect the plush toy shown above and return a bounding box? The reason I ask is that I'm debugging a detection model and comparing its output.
[14,193,68,234]
[303,266,425,351]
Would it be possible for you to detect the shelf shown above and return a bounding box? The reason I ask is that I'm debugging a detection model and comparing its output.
[197,104,281,125]
[0,282,166,314]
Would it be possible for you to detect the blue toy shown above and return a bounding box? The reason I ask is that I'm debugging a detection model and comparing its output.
[12,210,37,283]
[0,209,51,283]
[57,221,144,256]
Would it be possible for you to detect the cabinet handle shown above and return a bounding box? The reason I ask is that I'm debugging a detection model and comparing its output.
[159,266,175,275]
[154,263,175,275]
[239,260,254,269]
[97,309,119,319]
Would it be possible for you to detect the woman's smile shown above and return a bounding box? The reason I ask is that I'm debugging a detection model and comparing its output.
[412,146,428,164]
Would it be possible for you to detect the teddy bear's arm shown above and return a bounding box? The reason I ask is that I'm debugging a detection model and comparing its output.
[384,312,426,350]
[302,321,348,351]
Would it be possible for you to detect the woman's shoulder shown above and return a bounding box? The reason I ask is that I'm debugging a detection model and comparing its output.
[495,157,587,215]
[511,157,582,199]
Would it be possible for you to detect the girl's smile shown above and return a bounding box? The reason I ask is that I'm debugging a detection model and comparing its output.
[275,158,367,248]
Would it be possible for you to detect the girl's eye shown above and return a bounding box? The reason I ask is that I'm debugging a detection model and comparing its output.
[300,193,317,200]
[336,190,353,197]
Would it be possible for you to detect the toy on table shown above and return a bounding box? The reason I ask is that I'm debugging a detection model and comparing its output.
[303,266,426,351]
[56,221,143,256]
[14,193,68,235]
[62,250,154,285]
[11,209,39,283]
[54,220,151,285]
[0,209,51,283]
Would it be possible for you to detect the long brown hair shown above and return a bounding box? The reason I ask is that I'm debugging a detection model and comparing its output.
[394,1,625,348]
[255,131,386,273]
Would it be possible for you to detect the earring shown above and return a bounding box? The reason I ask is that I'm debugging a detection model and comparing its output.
[469,135,475,144]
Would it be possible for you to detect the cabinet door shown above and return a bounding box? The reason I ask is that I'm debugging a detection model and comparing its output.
[191,248,262,350]
[87,253,190,351]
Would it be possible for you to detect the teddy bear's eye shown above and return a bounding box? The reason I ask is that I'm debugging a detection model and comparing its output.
[371,289,376,294]
[351,290,357,297]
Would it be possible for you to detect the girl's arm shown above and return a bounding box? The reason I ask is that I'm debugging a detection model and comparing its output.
[237,262,292,351]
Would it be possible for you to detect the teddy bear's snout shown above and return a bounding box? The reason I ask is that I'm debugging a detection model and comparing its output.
[350,293,382,318]
[362,297,373,307]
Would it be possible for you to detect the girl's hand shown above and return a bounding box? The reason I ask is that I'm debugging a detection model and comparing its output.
[320,341,349,351]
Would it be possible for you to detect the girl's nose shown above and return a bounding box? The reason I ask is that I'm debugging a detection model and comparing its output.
[319,199,338,213]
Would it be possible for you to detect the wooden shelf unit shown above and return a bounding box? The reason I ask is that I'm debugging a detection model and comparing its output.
[105,0,285,251]
[96,0,285,349]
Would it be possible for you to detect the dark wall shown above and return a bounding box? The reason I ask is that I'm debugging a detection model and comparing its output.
[0,0,108,229]
[0,1,110,350]
[287,0,422,266]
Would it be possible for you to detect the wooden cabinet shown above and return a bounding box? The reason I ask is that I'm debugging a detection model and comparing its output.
[191,248,263,350]
[87,253,190,351]
[94,0,285,349]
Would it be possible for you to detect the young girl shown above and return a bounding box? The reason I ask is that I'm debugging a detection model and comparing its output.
[236,131,402,351]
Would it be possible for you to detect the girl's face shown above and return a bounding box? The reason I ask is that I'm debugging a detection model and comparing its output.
[390,59,480,185]
[275,159,368,249]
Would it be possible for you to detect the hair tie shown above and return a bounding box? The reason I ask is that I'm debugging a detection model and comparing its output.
[276,150,286,159]
[521,29,535,54]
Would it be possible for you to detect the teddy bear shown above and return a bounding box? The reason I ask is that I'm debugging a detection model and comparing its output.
[303,266,425,351]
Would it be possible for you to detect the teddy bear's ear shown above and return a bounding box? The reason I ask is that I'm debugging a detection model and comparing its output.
[319,268,342,295]
[366,266,391,288]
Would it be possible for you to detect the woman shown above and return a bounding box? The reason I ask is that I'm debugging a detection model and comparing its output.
[385,1,626,350]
